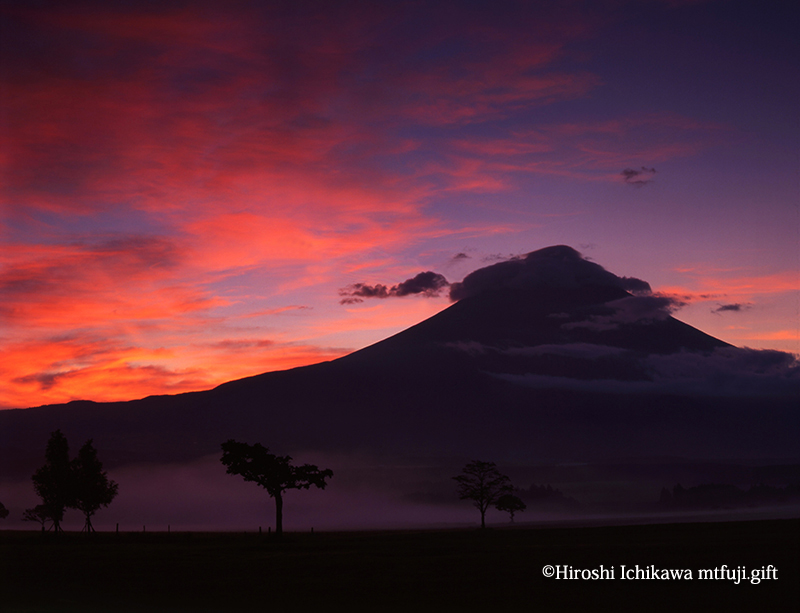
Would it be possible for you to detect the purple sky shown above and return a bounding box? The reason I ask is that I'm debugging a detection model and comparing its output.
[1,0,798,409]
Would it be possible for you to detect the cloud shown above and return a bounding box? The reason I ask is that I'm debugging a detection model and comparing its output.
[0,236,212,328]
[393,271,449,297]
[621,166,656,186]
[0,330,350,410]
[448,341,627,360]
[438,113,720,191]
[507,343,627,360]
[206,339,276,350]
[562,293,687,331]
[3,334,210,409]
[449,245,651,301]
[339,271,449,304]
[665,268,799,297]
[0,2,760,410]
[237,305,312,319]
[444,252,473,271]
[713,302,752,313]
[0,0,607,219]
[482,253,516,263]
[445,245,690,333]
[495,346,799,397]
[645,346,800,396]
[617,276,653,294]
[604,293,686,321]
[340,284,391,302]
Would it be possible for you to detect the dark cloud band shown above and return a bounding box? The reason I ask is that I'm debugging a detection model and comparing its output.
[713,303,752,314]
[339,271,449,304]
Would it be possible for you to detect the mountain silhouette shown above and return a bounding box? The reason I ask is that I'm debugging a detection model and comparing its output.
[1,246,797,478]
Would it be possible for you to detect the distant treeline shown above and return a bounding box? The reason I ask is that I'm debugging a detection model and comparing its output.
[659,483,800,510]
[516,484,580,508]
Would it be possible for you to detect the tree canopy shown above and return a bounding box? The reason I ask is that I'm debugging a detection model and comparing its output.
[495,493,526,522]
[31,430,118,533]
[72,439,119,533]
[22,505,53,531]
[453,460,513,528]
[220,439,333,534]
[31,429,74,532]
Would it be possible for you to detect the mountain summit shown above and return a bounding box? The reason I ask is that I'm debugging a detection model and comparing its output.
[449,245,652,300]
[1,246,797,477]
[372,244,727,361]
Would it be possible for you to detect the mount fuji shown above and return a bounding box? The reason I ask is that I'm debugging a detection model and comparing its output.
[1,246,797,481]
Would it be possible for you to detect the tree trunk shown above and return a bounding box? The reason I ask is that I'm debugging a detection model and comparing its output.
[480,509,486,529]
[275,491,283,535]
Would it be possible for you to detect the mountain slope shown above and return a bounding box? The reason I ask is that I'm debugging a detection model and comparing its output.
[1,246,797,479]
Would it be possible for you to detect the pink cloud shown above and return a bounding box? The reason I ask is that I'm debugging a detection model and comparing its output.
[651,270,799,353]
[437,112,727,189]
[397,69,601,126]
[2,1,610,219]
[661,270,800,300]
[0,238,223,327]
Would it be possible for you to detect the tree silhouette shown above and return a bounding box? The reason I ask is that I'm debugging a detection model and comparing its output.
[495,493,526,522]
[72,439,119,533]
[31,431,119,533]
[220,440,333,535]
[22,505,53,531]
[31,430,74,533]
[0,502,8,519]
[453,460,513,528]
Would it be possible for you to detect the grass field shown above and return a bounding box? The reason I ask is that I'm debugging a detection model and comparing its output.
[1,519,797,612]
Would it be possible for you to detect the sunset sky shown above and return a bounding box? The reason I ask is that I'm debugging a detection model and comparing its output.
[1,0,797,410]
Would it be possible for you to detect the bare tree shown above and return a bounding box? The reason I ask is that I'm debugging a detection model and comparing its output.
[453,460,512,528]
[220,440,333,535]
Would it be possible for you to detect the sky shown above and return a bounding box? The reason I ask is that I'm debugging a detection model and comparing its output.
[1,0,798,410]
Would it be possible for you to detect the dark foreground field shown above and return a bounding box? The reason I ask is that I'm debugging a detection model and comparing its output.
[1,519,797,612]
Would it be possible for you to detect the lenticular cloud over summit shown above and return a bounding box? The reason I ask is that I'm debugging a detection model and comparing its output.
[448,246,652,301]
